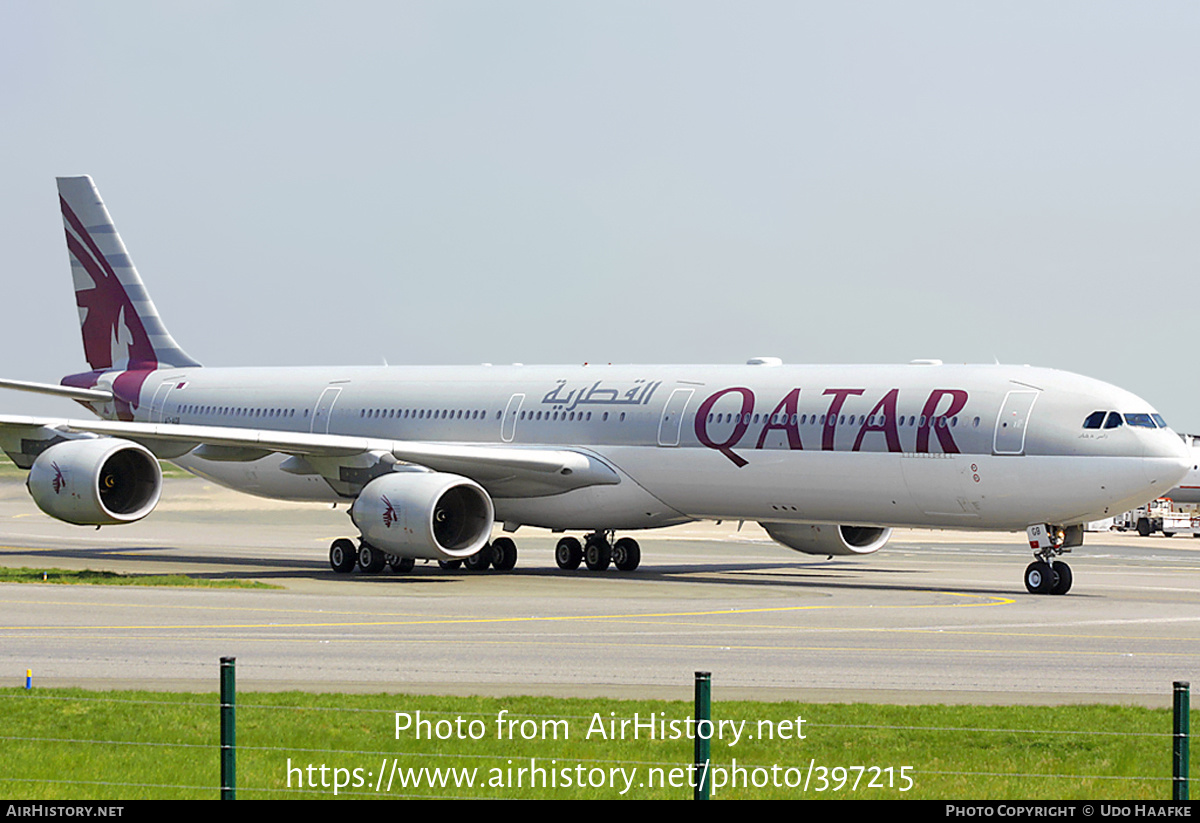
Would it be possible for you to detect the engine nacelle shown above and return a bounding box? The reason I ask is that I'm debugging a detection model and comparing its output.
[761,522,892,556]
[350,472,494,561]
[28,439,162,526]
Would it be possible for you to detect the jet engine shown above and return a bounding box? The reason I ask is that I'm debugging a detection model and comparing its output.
[350,472,494,561]
[27,438,162,526]
[761,522,892,556]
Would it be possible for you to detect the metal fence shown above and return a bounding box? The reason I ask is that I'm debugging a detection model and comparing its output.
[0,666,1191,801]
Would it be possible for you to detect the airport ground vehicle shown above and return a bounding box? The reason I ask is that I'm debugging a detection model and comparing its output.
[1115,498,1200,537]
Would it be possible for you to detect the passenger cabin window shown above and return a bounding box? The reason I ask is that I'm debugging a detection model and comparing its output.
[1082,411,1106,430]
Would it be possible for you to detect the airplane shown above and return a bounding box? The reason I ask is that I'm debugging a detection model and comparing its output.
[1164,434,1200,504]
[0,176,1188,595]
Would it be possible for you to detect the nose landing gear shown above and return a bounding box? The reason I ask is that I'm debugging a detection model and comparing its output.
[1023,524,1078,595]
[1024,559,1072,595]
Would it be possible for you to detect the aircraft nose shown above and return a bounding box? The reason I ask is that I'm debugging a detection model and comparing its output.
[1144,432,1191,492]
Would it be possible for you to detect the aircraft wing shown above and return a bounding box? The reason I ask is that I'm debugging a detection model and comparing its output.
[0,414,620,498]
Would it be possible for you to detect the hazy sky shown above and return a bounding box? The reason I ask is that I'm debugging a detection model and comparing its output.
[2,2,1198,427]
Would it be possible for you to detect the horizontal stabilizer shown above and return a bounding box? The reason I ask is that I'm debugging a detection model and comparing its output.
[0,378,113,403]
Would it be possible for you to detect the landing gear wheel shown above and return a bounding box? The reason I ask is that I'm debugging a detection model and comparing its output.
[1049,561,1073,595]
[555,537,583,570]
[388,555,415,573]
[491,537,518,571]
[612,537,641,571]
[438,559,463,570]
[1024,561,1054,594]
[584,535,612,571]
[358,543,387,574]
[464,544,493,571]
[330,538,357,574]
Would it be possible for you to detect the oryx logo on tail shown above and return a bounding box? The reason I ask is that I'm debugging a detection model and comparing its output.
[56,177,202,420]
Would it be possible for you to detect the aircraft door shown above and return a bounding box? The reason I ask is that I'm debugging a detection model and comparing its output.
[311,387,343,434]
[657,388,694,446]
[502,393,524,442]
[149,381,176,423]
[993,390,1039,455]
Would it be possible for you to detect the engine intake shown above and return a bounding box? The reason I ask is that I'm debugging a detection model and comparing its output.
[350,472,494,560]
[761,522,892,556]
[28,438,162,526]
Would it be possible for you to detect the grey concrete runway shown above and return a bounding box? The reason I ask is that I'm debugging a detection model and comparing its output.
[1,477,1198,704]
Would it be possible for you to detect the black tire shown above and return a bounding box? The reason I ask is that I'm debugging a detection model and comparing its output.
[389,555,415,573]
[555,537,583,570]
[358,543,387,573]
[330,538,357,574]
[1137,518,1152,537]
[438,559,463,570]
[613,537,641,571]
[464,544,493,571]
[1050,561,1073,595]
[1024,561,1054,594]
[1163,532,1176,538]
[491,537,518,571]
[584,536,611,571]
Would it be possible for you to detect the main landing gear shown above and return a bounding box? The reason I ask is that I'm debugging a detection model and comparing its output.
[329,531,645,575]
[460,537,518,572]
[555,531,641,572]
[328,537,519,574]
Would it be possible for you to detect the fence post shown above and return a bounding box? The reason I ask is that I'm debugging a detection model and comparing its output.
[221,657,236,800]
[694,671,711,800]
[1174,681,1189,801]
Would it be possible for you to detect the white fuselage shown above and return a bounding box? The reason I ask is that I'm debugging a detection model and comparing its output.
[107,361,1189,534]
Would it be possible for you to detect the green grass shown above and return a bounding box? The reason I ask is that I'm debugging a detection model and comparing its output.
[158,461,195,479]
[0,689,1191,800]
[0,452,27,478]
[0,567,277,588]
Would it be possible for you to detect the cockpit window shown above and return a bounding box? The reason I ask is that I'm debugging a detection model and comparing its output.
[1087,410,1163,429]
[1124,413,1156,428]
